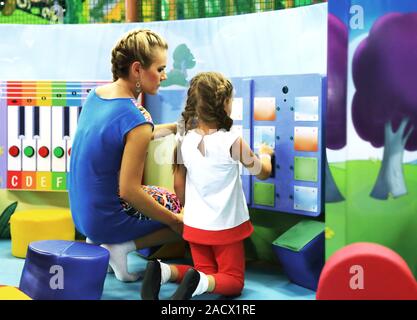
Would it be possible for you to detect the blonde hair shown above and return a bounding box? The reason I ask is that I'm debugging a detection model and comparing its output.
[111,29,168,81]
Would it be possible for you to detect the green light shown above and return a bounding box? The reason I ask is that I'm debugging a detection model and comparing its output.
[53,147,65,158]
[24,146,35,158]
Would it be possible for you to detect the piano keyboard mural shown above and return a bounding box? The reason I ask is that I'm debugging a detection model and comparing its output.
[0,81,108,191]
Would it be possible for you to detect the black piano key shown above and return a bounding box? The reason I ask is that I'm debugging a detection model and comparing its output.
[33,106,40,137]
[77,107,82,118]
[63,107,70,137]
[18,106,25,137]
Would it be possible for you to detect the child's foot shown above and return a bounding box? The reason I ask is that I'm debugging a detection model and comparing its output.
[141,260,162,300]
[170,268,200,300]
[101,241,139,282]
[86,238,114,274]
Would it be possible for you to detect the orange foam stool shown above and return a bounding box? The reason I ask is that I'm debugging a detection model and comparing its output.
[0,286,32,300]
[316,242,417,300]
[10,209,75,258]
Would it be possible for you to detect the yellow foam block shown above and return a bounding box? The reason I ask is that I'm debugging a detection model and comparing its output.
[10,209,75,258]
[0,286,32,300]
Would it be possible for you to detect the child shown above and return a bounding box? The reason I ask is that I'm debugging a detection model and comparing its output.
[141,72,273,300]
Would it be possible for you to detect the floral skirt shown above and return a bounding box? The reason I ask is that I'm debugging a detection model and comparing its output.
[120,185,182,220]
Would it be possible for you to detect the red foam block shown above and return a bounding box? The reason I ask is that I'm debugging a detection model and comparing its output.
[316,242,417,300]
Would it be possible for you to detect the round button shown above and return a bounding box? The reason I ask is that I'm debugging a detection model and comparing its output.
[68,148,71,156]
[53,147,65,158]
[8,146,20,157]
[39,146,50,158]
[24,146,35,158]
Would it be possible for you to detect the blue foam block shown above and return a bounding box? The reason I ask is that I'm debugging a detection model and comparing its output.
[19,240,109,300]
[272,232,324,291]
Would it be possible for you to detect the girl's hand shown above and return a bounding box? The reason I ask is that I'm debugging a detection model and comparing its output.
[153,123,177,140]
[259,143,274,157]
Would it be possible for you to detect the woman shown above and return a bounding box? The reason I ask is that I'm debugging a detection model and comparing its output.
[68,29,183,282]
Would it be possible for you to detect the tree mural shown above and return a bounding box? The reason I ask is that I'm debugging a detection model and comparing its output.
[325,13,348,203]
[162,44,196,87]
[352,13,417,199]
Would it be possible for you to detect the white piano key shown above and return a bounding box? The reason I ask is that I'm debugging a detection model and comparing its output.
[36,107,52,172]
[22,106,37,171]
[7,105,22,171]
[51,106,66,172]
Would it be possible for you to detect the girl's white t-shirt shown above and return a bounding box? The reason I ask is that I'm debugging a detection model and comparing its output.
[181,129,250,231]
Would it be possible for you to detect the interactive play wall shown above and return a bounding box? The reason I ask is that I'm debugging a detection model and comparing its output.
[0,72,326,218]
[326,0,417,277]
[147,74,326,217]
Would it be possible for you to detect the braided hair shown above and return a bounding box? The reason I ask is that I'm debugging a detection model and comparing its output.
[111,29,168,81]
[173,72,234,173]
[182,72,233,133]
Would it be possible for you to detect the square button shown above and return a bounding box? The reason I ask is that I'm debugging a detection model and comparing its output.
[294,127,318,152]
[254,126,275,150]
[294,186,318,213]
[254,97,276,121]
[294,157,318,182]
[294,96,319,121]
[253,182,275,207]
[231,98,243,121]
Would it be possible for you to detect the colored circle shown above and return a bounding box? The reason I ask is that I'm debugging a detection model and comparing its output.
[24,146,35,158]
[8,146,20,157]
[39,146,49,158]
[68,148,71,156]
[53,147,65,158]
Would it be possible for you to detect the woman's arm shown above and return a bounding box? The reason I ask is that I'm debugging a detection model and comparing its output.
[119,124,183,233]
[231,137,273,180]
[152,123,177,140]
[174,164,186,206]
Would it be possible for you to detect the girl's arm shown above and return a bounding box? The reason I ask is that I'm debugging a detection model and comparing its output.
[152,123,177,140]
[173,164,186,206]
[231,137,273,180]
[119,124,183,234]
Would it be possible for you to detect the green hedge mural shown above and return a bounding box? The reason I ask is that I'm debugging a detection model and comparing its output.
[0,201,18,239]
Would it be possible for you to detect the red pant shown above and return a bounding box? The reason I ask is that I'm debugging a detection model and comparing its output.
[175,241,245,296]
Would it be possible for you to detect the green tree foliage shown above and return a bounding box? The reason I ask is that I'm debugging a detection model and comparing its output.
[0,202,18,239]
[162,44,196,87]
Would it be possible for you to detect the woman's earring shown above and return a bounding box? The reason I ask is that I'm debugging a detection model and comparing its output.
[135,81,142,93]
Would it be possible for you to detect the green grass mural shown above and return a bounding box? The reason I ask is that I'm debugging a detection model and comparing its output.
[326,160,417,277]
